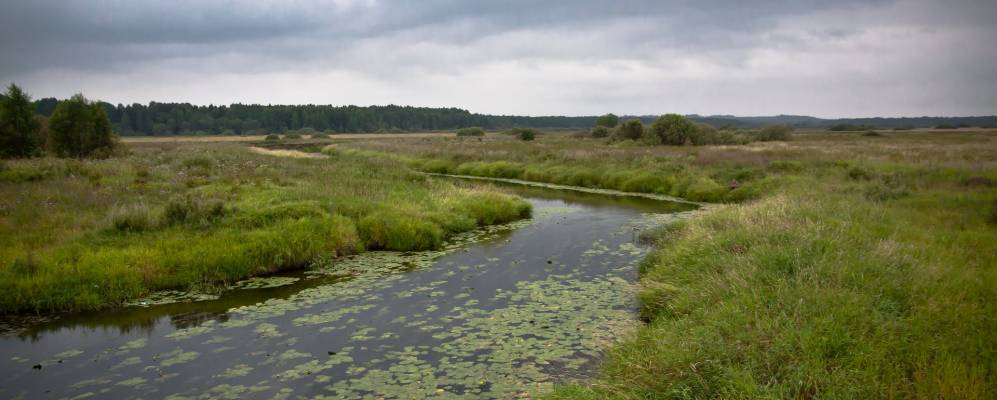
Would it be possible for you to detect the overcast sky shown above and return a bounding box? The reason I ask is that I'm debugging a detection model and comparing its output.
[1,0,995,117]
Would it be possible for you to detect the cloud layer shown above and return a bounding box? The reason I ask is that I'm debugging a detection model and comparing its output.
[1,0,995,117]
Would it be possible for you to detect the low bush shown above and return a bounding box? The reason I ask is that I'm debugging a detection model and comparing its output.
[613,119,644,141]
[755,124,794,141]
[861,130,883,137]
[649,114,696,145]
[456,127,486,137]
[590,126,610,138]
[311,133,331,140]
[264,134,281,141]
[284,133,303,139]
[688,123,720,145]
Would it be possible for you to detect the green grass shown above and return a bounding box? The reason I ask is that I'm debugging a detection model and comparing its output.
[547,167,995,398]
[0,142,530,313]
[339,131,996,398]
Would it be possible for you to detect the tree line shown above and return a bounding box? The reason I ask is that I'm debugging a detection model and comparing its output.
[29,100,599,136]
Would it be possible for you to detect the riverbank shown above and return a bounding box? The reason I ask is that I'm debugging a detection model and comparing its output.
[0,142,530,313]
[342,131,996,398]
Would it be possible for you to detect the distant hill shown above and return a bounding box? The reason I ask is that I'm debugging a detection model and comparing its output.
[25,97,997,135]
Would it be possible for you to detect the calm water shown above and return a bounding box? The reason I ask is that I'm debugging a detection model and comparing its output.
[0,182,696,399]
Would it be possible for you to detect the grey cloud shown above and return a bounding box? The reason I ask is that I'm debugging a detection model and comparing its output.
[0,0,994,117]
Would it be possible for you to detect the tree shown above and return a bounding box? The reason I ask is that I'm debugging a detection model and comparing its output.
[649,114,696,145]
[0,84,42,158]
[614,119,644,141]
[595,113,619,128]
[47,94,116,158]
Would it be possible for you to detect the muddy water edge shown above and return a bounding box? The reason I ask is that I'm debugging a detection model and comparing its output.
[1,179,698,399]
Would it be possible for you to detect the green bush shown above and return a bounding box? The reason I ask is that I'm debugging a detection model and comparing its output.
[517,128,537,141]
[591,126,610,138]
[456,127,486,137]
[264,134,281,141]
[688,123,720,145]
[649,114,696,145]
[284,133,303,139]
[755,124,794,141]
[614,119,644,141]
[861,130,883,137]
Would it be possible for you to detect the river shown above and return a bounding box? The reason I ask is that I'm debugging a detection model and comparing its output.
[0,181,697,399]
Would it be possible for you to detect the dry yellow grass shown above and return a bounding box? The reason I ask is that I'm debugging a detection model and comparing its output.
[120,132,452,143]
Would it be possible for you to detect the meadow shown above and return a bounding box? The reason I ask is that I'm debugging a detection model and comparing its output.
[340,130,996,398]
[0,141,531,313]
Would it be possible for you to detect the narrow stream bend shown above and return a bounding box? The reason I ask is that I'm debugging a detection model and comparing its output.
[1,182,697,399]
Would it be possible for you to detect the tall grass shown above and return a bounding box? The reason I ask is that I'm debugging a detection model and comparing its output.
[334,131,995,398]
[0,143,531,313]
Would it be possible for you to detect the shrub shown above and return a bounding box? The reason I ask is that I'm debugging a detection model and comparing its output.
[456,127,486,137]
[861,130,883,137]
[357,211,444,251]
[47,94,116,158]
[517,128,537,141]
[688,123,720,145]
[284,133,303,139]
[649,114,696,145]
[847,165,874,180]
[264,134,281,141]
[591,126,610,138]
[108,204,155,232]
[755,124,794,141]
[614,119,644,141]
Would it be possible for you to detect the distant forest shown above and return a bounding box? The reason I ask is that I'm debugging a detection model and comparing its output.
[26,98,997,135]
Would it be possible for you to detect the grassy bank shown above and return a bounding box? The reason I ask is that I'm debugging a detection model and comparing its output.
[0,143,530,313]
[344,131,996,398]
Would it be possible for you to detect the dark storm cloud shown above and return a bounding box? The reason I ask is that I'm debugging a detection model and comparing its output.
[1,0,995,117]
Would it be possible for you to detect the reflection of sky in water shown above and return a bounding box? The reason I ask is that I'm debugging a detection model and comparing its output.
[0,185,697,399]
